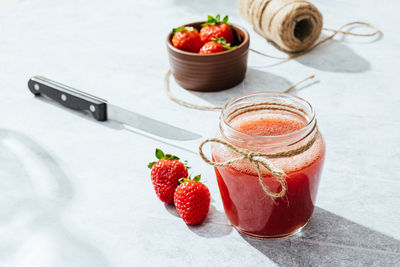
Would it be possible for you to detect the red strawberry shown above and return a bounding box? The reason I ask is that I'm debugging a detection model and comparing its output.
[171,26,203,53]
[148,149,189,204]
[174,175,211,225]
[199,37,236,54]
[200,15,234,44]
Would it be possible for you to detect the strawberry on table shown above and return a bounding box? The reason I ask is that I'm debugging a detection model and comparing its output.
[199,37,236,54]
[174,175,211,225]
[200,14,234,44]
[171,26,203,53]
[148,149,189,204]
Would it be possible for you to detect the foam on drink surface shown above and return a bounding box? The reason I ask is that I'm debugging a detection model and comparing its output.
[215,110,324,175]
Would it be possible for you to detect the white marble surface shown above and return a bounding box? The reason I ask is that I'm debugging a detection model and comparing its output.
[0,0,400,266]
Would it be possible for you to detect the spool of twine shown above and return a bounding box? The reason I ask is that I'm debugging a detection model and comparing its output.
[198,101,319,198]
[238,0,380,58]
[239,0,323,53]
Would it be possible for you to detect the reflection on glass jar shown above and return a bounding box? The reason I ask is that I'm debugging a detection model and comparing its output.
[211,92,325,238]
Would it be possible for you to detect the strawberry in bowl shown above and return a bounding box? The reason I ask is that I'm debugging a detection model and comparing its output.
[171,26,203,53]
[199,37,236,55]
[200,15,234,44]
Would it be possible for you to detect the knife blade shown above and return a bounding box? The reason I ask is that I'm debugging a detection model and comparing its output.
[27,76,201,141]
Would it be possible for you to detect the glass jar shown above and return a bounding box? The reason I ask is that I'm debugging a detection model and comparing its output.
[211,92,325,238]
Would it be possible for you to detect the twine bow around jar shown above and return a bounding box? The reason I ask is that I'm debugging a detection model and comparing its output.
[199,104,319,198]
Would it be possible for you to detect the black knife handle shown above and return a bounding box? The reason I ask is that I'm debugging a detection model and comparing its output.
[28,76,107,121]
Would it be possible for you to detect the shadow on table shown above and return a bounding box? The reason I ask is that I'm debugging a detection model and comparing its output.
[241,207,400,266]
[165,197,233,238]
[31,95,201,155]
[295,36,371,73]
[188,203,233,238]
[0,129,109,266]
[251,31,382,72]
[164,203,180,218]
[187,68,295,107]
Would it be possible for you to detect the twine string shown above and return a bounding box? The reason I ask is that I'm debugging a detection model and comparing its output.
[163,70,223,111]
[291,21,380,60]
[250,21,380,60]
[164,69,315,111]
[198,128,318,198]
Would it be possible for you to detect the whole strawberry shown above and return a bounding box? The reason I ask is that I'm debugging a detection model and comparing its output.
[199,37,236,54]
[174,175,211,225]
[148,149,189,204]
[171,26,203,53]
[200,15,234,44]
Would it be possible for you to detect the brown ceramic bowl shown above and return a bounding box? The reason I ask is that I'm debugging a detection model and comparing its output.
[167,21,250,92]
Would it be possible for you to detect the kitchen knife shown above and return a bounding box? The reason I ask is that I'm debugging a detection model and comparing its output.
[27,76,202,142]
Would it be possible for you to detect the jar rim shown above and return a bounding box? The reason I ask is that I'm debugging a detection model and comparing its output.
[220,91,316,143]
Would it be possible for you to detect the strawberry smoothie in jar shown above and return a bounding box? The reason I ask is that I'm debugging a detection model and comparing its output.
[209,92,325,238]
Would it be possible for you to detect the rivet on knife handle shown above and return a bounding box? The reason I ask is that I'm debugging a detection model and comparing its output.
[28,76,107,121]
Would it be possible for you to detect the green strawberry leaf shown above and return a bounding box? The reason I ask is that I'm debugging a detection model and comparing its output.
[165,154,180,160]
[172,26,186,33]
[148,161,156,169]
[178,177,191,184]
[211,37,236,50]
[202,18,213,27]
[193,175,201,182]
[202,14,220,26]
[172,26,194,34]
[149,148,187,170]
[155,148,165,159]
[202,14,229,26]
[212,37,226,44]
[178,174,202,184]
[155,149,180,160]
[183,160,191,169]
[225,44,237,50]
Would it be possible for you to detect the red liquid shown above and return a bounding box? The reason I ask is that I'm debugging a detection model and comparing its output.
[213,112,325,238]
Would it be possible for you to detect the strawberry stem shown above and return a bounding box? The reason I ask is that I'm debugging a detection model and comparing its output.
[193,175,201,182]
[172,26,194,34]
[148,148,191,169]
[147,161,156,169]
[202,14,230,26]
[155,148,179,160]
[211,37,237,50]
[178,174,202,184]
[155,148,164,159]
